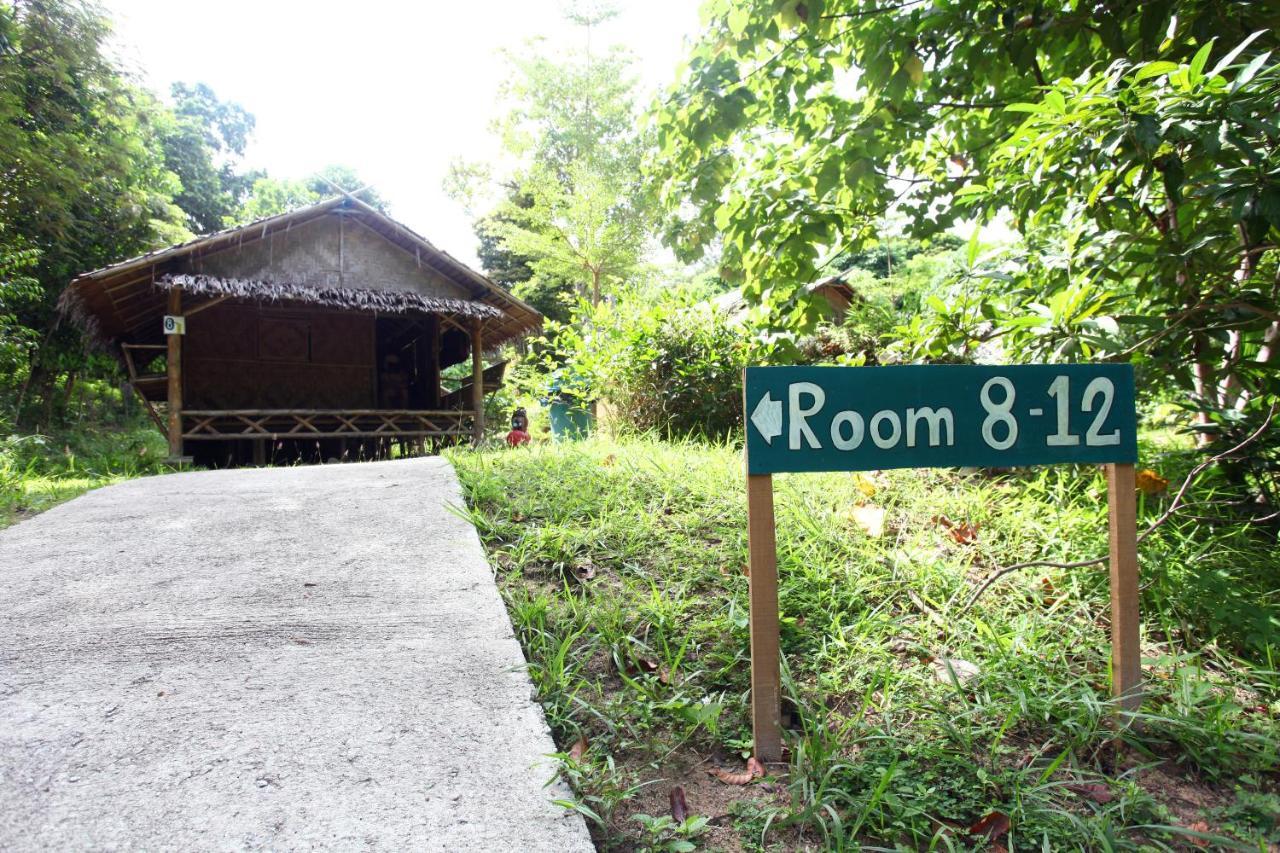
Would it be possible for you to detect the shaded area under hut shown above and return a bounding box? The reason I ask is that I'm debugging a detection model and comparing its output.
[60,195,541,467]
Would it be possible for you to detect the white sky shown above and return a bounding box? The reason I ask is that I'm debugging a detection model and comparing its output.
[104,0,703,266]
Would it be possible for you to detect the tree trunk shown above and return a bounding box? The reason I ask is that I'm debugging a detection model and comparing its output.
[61,371,77,422]
[1222,222,1263,410]
[13,314,64,428]
[1255,320,1280,371]
[1219,330,1244,410]
[39,370,57,432]
[13,355,39,426]
[1165,183,1217,443]
[1191,336,1214,446]
[591,268,601,307]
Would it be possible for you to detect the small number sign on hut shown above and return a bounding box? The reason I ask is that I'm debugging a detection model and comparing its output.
[742,365,1141,763]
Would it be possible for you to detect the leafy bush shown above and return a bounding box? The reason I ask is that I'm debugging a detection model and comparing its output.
[541,296,756,440]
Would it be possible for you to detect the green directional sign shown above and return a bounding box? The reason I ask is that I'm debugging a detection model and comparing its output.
[744,364,1137,475]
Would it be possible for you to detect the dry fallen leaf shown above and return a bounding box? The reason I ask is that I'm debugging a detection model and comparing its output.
[640,657,671,684]
[615,654,671,684]
[567,734,588,762]
[602,454,617,467]
[1065,783,1114,804]
[1136,468,1169,494]
[849,505,886,538]
[1177,819,1208,845]
[1185,820,1212,848]
[933,514,980,544]
[669,786,688,822]
[930,656,981,686]
[709,756,766,785]
[967,811,1011,841]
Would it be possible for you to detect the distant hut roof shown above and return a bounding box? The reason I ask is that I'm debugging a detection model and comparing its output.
[708,274,859,324]
[60,195,541,350]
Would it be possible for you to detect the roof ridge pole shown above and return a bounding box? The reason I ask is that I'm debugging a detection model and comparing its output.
[314,173,375,207]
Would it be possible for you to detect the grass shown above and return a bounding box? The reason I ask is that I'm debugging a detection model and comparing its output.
[1,383,173,528]
[449,434,1280,851]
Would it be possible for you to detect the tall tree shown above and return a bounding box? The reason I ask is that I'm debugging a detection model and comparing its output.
[160,82,259,233]
[0,0,187,424]
[454,18,655,310]
[483,160,648,307]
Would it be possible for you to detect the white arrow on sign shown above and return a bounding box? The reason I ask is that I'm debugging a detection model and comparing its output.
[750,391,783,445]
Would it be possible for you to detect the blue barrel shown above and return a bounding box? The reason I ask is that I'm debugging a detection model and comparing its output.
[548,401,592,440]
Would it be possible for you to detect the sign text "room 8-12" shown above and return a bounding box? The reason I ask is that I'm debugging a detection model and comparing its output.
[744,365,1137,475]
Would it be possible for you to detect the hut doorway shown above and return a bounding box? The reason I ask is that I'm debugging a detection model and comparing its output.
[375,315,440,410]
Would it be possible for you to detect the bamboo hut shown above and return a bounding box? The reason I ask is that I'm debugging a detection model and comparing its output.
[60,195,541,467]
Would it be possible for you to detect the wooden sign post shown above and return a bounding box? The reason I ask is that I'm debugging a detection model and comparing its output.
[743,365,1141,763]
[746,473,782,763]
[1107,462,1141,710]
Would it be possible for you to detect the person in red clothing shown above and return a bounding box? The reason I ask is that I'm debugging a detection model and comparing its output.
[506,407,531,447]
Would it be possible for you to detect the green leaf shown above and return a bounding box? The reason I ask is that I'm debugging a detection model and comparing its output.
[966,224,982,267]
[1258,186,1280,228]
[727,7,749,37]
[953,184,989,198]
[1132,114,1161,151]
[1231,50,1272,93]
[816,157,842,197]
[1207,30,1267,79]
[1087,169,1115,206]
[1133,61,1179,81]
[1187,41,1214,84]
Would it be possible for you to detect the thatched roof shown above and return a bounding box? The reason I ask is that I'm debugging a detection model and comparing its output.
[159,274,503,319]
[60,195,541,351]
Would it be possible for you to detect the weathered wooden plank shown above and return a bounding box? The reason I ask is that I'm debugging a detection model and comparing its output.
[746,473,783,764]
[1107,462,1142,711]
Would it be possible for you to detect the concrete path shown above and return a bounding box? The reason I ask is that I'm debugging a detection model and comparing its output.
[0,458,592,851]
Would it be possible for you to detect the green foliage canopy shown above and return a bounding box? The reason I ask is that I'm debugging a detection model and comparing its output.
[160,82,260,234]
[652,1,1280,455]
[1,0,188,420]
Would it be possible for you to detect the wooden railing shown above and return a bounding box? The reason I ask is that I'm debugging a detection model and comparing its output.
[439,359,508,411]
[181,409,472,440]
